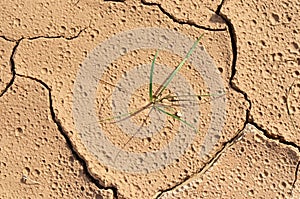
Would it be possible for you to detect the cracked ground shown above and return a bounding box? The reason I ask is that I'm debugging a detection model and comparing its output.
[0,0,299,198]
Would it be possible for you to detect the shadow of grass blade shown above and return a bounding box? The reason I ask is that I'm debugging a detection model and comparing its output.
[98,111,132,123]
[156,106,197,133]
[99,102,153,124]
[154,34,204,98]
[150,50,159,102]
[160,92,224,101]
[286,79,299,133]
[113,107,155,163]
[99,79,144,99]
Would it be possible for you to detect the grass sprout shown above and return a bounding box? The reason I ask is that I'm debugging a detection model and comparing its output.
[98,34,225,160]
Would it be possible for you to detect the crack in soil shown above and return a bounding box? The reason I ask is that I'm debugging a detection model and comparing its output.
[0,26,87,97]
[154,3,252,197]
[0,26,87,42]
[216,3,300,152]
[216,0,226,14]
[27,26,88,41]
[218,6,300,199]
[141,0,227,32]
[248,122,300,151]
[0,38,22,97]
[104,0,125,2]
[217,3,300,197]
[155,121,248,198]
[16,74,119,199]
[0,33,118,198]
[291,160,300,195]
[1,1,299,197]
[156,1,300,197]
[0,35,17,42]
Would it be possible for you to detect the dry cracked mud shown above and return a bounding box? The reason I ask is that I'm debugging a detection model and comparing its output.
[0,0,299,198]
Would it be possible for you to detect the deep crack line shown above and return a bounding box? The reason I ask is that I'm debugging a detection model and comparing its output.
[27,26,88,41]
[16,74,119,199]
[155,2,252,198]
[0,26,87,98]
[215,8,252,109]
[249,121,300,152]
[155,120,300,198]
[0,38,22,98]
[155,0,300,197]
[0,26,87,42]
[155,123,248,198]
[141,0,226,32]
[2,26,117,197]
[216,4,300,197]
[291,160,300,195]
[217,10,300,152]
[0,35,17,42]
[216,0,226,14]
[103,0,125,2]
[216,3,300,152]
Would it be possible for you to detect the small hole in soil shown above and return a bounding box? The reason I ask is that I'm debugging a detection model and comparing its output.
[218,67,223,73]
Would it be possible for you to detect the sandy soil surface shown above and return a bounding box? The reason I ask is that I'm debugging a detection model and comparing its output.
[0,0,299,198]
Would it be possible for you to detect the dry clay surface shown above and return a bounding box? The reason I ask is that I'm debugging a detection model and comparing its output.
[0,77,114,198]
[222,0,300,144]
[0,0,299,198]
[159,124,300,198]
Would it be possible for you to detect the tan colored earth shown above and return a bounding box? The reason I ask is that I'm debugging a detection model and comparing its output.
[0,0,299,198]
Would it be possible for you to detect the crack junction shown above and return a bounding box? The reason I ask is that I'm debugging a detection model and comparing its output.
[156,1,300,197]
[0,26,87,42]
[0,38,22,97]
[16,74,119,199]
[141,0,226,32]
[0,31,118,198]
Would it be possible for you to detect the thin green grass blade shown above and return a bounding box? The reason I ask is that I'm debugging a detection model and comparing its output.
[156,106,197,132]
[155,34,204,98]
[150,50,159,102]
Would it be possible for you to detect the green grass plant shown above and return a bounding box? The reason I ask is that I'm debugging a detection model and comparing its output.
[100,34,205,128]
[98,34,224,160]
